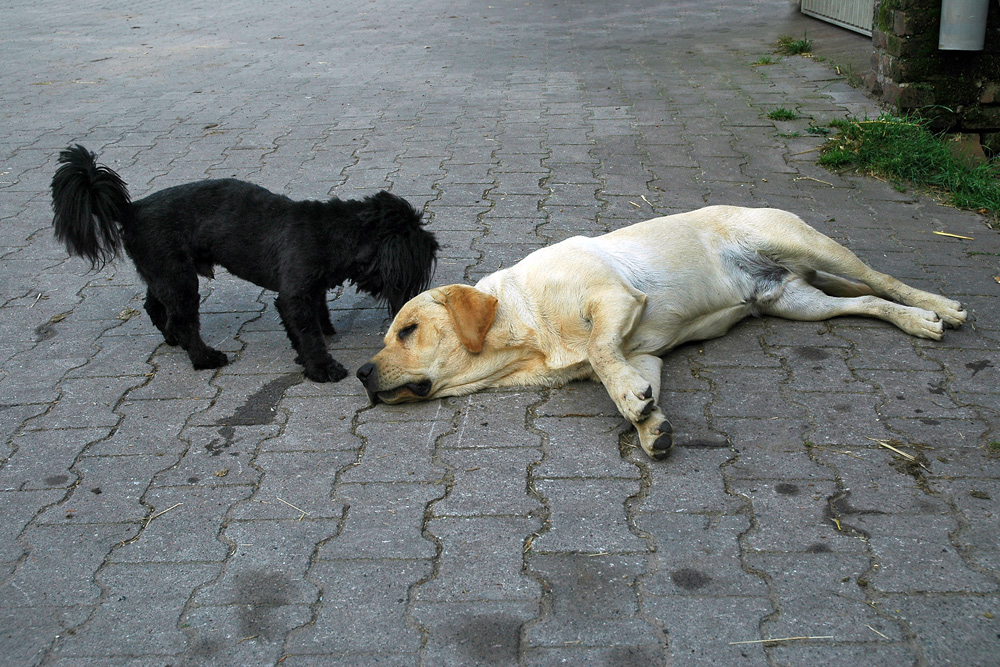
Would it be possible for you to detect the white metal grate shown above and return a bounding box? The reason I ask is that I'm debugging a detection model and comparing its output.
[800,0,876,36]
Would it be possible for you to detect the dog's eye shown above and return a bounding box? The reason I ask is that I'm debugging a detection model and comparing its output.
[398,323,417,340]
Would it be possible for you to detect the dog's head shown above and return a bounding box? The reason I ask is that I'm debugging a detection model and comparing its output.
[352,191,439,315]
[356,284,499,404]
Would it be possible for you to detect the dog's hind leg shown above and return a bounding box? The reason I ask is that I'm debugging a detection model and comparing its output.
[275,292,347,382]
[760,213,966,327]
[151,275,229,369]
[761,275,948,339]
[143,290,176,345]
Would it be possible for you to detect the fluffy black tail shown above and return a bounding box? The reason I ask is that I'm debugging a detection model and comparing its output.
[51,145,133,269]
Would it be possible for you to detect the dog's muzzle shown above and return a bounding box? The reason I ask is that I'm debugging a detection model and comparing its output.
[356,363,432,404]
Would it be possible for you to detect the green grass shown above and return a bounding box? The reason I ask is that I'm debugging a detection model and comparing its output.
[777,33,812,55]
[752,55,776,66]
[768,107,799,121]
[819,114,1000,222]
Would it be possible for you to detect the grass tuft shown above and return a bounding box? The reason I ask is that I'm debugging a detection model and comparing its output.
[777,33,812,55]
[752,55,776,66]
[768,107,799,121]
[819,114,1000,223]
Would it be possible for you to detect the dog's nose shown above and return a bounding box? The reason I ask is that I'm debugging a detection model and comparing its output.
[356,362,375,383]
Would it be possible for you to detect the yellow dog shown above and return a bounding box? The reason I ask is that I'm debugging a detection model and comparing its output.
[357,206,967,459]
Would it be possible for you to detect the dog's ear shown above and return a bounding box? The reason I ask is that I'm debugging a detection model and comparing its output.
[358,191,439,315]
[434,285,497,354]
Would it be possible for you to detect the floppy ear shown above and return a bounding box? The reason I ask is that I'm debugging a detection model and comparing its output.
[356,191,439,314]
[435,285,498,354]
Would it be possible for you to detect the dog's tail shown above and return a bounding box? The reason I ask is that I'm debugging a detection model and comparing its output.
[51,145,134,270]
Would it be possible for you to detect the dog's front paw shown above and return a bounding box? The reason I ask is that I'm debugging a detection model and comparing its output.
[620,383,656,423]
[635,412,674,460]
[303,357,348,383]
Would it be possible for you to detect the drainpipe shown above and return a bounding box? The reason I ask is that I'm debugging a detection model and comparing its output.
[938,0,991,50]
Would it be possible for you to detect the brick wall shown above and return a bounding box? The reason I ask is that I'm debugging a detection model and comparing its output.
[869,0,1000,153]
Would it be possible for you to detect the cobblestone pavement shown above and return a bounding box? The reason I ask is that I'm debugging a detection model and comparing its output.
[3,1,999,665]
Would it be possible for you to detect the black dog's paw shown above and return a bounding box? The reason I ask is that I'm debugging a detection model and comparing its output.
[303,357,348,383]
[191,349,229,370]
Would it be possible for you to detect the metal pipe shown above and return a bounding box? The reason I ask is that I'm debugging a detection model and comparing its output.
[938,0,991,50]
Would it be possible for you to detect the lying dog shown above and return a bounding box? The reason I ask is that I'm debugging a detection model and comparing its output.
[357,205,967,459]
[51,145,438,382]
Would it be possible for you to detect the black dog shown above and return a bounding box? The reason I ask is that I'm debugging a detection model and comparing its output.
[51,145,438,382]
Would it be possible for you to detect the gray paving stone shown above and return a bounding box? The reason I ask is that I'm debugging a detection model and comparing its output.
[284,559,431,655]
[531,478,648,554]
[887,593,1000,667]
[320,483,439,560]
[644,595,771,666]
[0,427,107,491]
[341,421,447,484]
[34,454,176,525]
[533,417,641,480]
[51,562,218,659]
[524,553,660,648]
[433,447,542,517]
[640,513,768,597]
[412,600,537,666]
[641,447,742,514]
[747,552,895,641]
[730,479,865,553]
[767,643,920,667]
[857,515,997,593]
[417,516,541,602]
[110,484,252,563]
[2,523,131,608]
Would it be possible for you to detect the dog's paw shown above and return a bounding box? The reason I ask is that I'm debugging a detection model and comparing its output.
[937,301,967,329]
[915,295,966,329]
[901,308,945,340]
[304,358,349,383]
[649,421,674,460]
[620,384,656,423]
[191,349,229,369]
[637,417,674,460]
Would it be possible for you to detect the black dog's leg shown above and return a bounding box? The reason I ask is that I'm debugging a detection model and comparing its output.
[152,274,228,370]
[275,290,347,382]
[143,290,177,345]
[274,295,302,355]
[316,297,336,336]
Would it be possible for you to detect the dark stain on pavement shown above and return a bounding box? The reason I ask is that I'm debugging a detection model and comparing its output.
[966,359,993,377]
[793,346,829,361]
[452,614,523,664]
[670,568,712,591]
[208,374,302,455]
[234,570,294,641]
